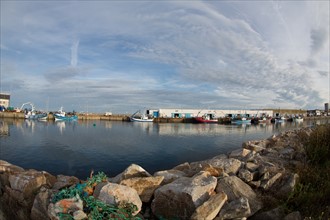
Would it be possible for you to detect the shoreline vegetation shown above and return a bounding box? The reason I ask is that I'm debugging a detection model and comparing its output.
[0,124,329,219]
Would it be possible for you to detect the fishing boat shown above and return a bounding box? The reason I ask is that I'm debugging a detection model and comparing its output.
[54,107,78,121]
[21,102,48,120]
[231,117,251,124]
[36,113,48,120]
[130,110,154,122]
[194,113,218,123]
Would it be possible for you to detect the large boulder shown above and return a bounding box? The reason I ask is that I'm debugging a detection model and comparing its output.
[93,182,142,216]
[190,192,227,220]
[219,197,251,219]
[52,175,80,190]
[30,186,54,220]
[216,176,262,217]
[109,164,151,184]
[154,169,187,184]
[120,176,164,203]
[8,169,56,200]
[151,171,217,219]
[190,155,242,175]
[0,160,25,173]
[0,168,56,220]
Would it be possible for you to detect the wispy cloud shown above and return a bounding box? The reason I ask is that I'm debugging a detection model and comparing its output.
[1,1,329,112]
[70,39,79,67]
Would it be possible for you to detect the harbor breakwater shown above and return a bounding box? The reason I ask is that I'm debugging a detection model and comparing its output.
[1,126,323,220]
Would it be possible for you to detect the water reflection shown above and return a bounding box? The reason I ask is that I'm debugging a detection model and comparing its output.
[0,120,9,136]
[1,118,329,137]
[56,121,66,134]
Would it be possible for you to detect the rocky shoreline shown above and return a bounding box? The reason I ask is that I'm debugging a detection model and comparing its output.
[0,126,315,219]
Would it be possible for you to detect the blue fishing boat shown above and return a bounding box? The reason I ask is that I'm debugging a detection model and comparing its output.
[54,107,78,121]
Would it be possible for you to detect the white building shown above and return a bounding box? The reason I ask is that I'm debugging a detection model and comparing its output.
[0,93,10,108]
[147,108,273,118]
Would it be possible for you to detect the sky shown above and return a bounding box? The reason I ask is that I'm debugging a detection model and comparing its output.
[1,1,329,114]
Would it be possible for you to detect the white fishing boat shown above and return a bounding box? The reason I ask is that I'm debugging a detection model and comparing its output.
[20,102,48,120]
[130,110,154,122]
[54,107,78,121]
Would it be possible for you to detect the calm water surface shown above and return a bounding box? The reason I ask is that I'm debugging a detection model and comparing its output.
[1,118,329,179]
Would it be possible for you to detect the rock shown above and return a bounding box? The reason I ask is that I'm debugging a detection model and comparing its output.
[154,169,187,184]
[190,192,227,220]
[260,173,282,190]
[120,176,164,203]
[242,140,269,152]
[30,186,54,220]
[0,161,25,192]
[229,148,251,158]
[1,186,31,220]
[186,163,224,177]
[172,162,191,171]
[191,156,241,175]
[249,206,286,220]
[151,171,217,219]
[216,176,262,216]
[0,160,25,173]
[94,182,142,216]
[109,164,151,184]
[219,197,251,219]
[8,169,56,205]
[274,173,299,200]
[52,175,80,190]
[245,162,259,172]
[279,147,295,159]
[284,211,302,220]
[238,168,253,182]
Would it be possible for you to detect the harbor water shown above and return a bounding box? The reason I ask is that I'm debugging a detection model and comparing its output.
[1,118,329,179]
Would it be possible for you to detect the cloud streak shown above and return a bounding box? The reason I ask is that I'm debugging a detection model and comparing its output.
[70,39,79,67]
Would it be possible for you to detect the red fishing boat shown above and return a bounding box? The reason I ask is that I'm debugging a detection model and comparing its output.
[194,113,218,123]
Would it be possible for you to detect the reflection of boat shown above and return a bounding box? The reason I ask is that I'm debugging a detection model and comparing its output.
[231,117,251,124]
[275,116,286,123]
[130,110,154,122]
[258,117,272,123]
[293,116,304,123]
[194,114,218,123]
[54,107,78,121]
[252,117,271,124]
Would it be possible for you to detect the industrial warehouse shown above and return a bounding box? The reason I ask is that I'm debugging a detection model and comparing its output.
[145,108,273,119]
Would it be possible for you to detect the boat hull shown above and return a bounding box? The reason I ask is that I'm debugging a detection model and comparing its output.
[194,117,218,123]
[25,113,48,120]
[54,115,78,121]
[130,117,154,122]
